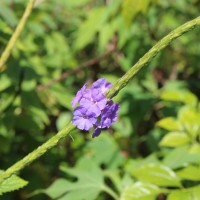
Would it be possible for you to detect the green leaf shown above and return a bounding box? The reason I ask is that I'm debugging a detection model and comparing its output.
[167,185,200,200]
[56,112,72,131]
[65,0,92,7]
[131,163,181,187]
[75,7,105,50]
[50,85,74,110]
[156,117,182,131]
[189,143,200,154]
[99,22,115,50]
[163,146,200,169]
[0,74,12,91]
[0,170,28,195]
[160,90,198,105]
[122,0,151,27]
[120,182,161,200]
[44,179,74,199]
[167,190,192,200]
[44,158,106,200]
[159,132,190,147]
[0,6,18,27]
[178,106,200,138]
[85,134,124,169]
[176,165,200,181]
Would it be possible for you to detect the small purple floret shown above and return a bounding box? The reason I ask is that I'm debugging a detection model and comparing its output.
[100,101,120,128]
[80,89,107,115]
[92,78,112,94]
[92,128,102,138]
[72,106,97,131]
[71,83,87,107]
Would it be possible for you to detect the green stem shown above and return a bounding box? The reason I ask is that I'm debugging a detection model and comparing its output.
[106,16,200,99]
[103,186,119,200]
[0,122,75,184]
[1,16,200,185]
[0,0,36,71]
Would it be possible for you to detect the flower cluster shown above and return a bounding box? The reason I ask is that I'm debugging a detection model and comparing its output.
[71,78,120,138]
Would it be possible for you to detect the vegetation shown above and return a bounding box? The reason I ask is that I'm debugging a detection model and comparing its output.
[0,0,200,199]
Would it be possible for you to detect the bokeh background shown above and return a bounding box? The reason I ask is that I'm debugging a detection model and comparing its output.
[0,0,200,199]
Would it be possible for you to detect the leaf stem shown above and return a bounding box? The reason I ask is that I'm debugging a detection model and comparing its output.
[1,16,200,184]
[0,0,36,71]
[103,186,119,200]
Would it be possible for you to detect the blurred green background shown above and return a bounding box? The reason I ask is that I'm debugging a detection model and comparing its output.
[0,0,200,199]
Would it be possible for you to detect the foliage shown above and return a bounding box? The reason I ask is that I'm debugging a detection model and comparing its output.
[0,0,200,200]
[0,170,28,195]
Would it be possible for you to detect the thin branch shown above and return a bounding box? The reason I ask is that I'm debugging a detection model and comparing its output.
[36,50,114,91]
[0,16,200,185]
[0,0,36,71]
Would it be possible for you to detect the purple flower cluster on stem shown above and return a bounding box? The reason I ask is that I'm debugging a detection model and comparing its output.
[71,78,120,137]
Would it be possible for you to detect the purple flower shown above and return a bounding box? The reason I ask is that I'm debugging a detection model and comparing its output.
[92,128,102,138]
[72,106,97,131]
[92,78,112,94]
[71,83,87,107]
[92,101,120,138]
[80,89,107,116]
[99,101,120,128]
[71,78,120,138]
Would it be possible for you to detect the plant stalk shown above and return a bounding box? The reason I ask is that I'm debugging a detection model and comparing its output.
[0,0,36,71]
[0,122,75,184]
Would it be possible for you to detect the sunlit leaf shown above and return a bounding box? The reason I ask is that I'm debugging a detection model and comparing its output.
[120,182,161,200]
[176,165,200,181]
[163,146,200,169]
[167,185,200,200]
[131,163,181,187]
[159,132,190,147]
[156,117,182,131]
[160,90,198,105]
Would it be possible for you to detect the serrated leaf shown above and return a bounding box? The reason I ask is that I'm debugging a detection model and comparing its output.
[0,170,28,195]
[159,132,190,147]
[131,163,181,187]
[120,182,161,200]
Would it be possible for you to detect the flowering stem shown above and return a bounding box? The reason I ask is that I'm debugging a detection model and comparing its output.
[1,16,200,184]
[0,122,75,184]
[0,0,36,71]
[106,16,200,99]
